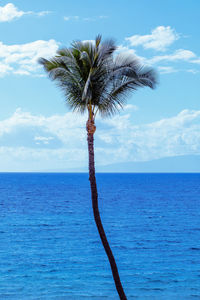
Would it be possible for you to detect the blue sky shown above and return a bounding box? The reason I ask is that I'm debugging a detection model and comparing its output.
[0,0,200,171]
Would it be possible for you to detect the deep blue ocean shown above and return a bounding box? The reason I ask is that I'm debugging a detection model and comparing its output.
[0,173,200,300]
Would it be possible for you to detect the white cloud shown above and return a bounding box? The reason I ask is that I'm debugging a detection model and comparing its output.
[102,109,200,163]
[148,49,196,64]
[0,3,25,21]
[0,108,86,145]
[119,26,200,74]
[96,109,200,164]
[126,26,179,51]
[82,40,95,45]
[158,66,178,74]
[0,39,59,76]
[0,108,200,171]
[115,45,146,66]
[0,3,50,22]
[0,108,88,170]
[116,45,137,56]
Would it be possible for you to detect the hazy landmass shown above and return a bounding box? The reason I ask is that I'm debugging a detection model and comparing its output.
[33,155,200,173]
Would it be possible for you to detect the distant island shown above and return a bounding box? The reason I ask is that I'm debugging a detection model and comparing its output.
[32,155,200,173]
[96,155,200,173]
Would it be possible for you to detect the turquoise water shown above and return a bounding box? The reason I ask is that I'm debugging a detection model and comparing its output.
[0,173,200,299]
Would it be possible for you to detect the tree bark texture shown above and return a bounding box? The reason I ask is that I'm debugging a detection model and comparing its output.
[87,124,127,300]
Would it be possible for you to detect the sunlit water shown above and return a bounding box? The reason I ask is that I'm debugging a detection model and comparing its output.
[0,173,200,299]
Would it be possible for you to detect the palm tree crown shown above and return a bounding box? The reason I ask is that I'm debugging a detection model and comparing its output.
[39,35,157,118]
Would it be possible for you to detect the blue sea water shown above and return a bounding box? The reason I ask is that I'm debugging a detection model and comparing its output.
[0,173,200,300]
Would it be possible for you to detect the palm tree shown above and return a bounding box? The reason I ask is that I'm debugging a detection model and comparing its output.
[39,35,157,300]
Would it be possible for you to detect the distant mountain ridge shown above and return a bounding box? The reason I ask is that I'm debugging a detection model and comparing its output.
[32,155,200,173]
[96,155,200,173]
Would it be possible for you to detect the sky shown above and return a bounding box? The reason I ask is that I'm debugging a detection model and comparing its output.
[0,0,200,171]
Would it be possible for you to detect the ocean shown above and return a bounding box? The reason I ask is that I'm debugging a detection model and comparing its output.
[0,173,200,299]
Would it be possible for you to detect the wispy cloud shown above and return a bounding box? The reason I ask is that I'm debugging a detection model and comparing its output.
[191,58,200,64]
[0,39,59,77]
[0,3,51,22]
[64,16,79,21]
[158,66,178,74]
[187,69,199,74]
[124,104,138,111]
[36,11,51,17]
[126,26,179,52]
[64,15,108,22]
[34,136,54,145]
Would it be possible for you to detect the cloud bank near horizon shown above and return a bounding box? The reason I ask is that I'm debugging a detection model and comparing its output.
[0,108,200,171]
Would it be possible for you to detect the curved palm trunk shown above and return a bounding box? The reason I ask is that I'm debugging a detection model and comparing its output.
[87,120,127,300]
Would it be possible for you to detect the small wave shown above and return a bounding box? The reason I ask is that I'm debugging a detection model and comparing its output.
[147,279,164,283]
[190,247,200,251]
[137,287,166,291]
